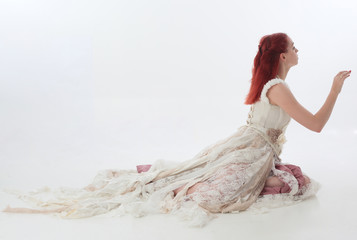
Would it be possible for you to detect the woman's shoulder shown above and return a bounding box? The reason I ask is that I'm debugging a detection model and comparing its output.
[260,77,288,104]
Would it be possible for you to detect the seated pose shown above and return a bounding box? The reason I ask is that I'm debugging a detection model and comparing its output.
[3,32,351,227]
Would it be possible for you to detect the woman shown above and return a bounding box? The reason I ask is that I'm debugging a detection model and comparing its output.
[3,33,351,227]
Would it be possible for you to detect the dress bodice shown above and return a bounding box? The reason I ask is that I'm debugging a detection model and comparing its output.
[246,78,291,155]
[247,78,291,130]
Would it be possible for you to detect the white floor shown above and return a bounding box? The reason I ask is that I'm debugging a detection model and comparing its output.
[0,184,356,240]
[1,128,357,240]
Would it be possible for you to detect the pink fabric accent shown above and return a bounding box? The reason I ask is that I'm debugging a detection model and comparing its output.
[136,163,306,196]
[136,164,152,173]
[259,163,306,195]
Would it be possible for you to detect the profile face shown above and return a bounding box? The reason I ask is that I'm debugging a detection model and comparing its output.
[284,36,299,67]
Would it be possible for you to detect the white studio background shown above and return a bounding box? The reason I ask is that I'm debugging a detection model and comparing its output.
[0,0,356,192]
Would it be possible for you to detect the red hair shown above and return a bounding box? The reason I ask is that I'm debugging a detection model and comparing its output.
[244,33,289,104]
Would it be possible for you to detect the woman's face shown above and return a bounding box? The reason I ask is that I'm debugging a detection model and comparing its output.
[283,37,299,67]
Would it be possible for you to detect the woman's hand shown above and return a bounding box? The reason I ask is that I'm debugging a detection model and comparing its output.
[332,70,351,95]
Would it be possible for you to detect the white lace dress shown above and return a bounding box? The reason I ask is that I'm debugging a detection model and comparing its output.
[3,78,321,227]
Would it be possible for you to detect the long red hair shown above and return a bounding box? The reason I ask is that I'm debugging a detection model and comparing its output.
[244,33,289,104]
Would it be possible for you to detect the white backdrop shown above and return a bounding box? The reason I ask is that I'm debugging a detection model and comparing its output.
[0,0,356,191]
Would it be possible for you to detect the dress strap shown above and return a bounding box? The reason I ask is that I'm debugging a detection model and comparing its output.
[260,78,286,104]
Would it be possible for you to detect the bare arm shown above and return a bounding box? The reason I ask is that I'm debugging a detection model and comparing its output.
[267,70,351,133]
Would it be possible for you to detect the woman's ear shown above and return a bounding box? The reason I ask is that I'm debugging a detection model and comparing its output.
[280,53,286,60]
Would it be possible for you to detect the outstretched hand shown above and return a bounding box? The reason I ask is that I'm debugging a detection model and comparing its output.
[332,70,351,94]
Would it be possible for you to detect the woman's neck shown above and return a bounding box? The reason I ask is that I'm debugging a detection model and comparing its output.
[277,64,290,80]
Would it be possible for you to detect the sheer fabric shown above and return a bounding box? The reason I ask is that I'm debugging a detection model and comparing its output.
[3,77,321,227]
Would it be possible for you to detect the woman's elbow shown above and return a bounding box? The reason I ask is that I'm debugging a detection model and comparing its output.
[314,128,322,133]
[307,126,322,133]
[313,123,323,133]
[307,122,323,133]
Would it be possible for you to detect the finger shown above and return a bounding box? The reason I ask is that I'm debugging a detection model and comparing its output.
[337,71,346,76]
[342,74,351,80]
[342,71,350,75]
[343,73,350,77]
[341,71,350,77]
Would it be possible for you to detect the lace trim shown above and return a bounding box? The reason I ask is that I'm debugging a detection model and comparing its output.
[247,125,284,157]
[246,104,255,125]
[266,128,283,144]
[260,78,286,104]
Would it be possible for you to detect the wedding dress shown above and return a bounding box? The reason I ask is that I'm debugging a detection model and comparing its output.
[3,78,321,227]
